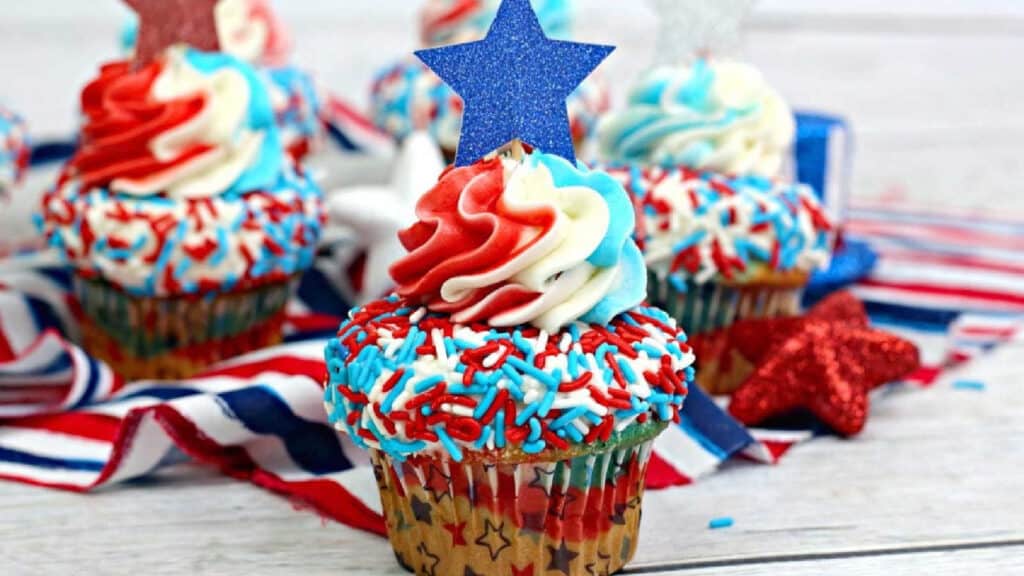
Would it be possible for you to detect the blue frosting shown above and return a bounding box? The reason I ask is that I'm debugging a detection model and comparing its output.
[530,153,648,326]
[0,105,29,192]
[183,49,283,196]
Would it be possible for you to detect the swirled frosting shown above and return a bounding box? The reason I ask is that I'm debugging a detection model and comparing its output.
[389,152,646,333]
[370,57,608,152]
[70,47,281,200]
[216,0,292,67]
[0,105,29,197]
[608,165,832,284]
[324,296,694,461]
[40,48,324,297]
[598,59,795,179]
[420,0,571,47]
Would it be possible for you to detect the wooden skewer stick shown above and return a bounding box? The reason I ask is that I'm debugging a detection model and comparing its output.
[509,139,525,161]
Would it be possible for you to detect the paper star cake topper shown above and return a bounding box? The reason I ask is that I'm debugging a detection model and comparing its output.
[124,0,222,66]
[415,0,614,166]
[648,0,756,65]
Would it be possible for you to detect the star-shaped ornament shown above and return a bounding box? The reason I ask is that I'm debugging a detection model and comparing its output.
[727,292,921,437]
[124,0,221,66]
[416,0,614,166]
[648,0,755,65]
[327,132,446,304]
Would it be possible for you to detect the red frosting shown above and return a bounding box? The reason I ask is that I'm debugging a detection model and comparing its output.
[68,58,214,193]
[420,0,483,45]
[389,158,558,323]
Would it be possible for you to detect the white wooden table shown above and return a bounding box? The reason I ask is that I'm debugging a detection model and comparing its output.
[1,338,1020,575]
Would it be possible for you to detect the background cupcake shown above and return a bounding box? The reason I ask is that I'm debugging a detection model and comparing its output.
[370,0,610,162]
[598,57,833,394]
[326,150,694,576]
[39,37,323,380]
[0,104,30,200]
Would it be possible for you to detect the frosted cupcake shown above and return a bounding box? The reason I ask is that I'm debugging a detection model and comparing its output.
[371,0,609,161]
[325,151,695,576]
[39,46,323,380]
[0,104,29,199]
[598,59,833,394]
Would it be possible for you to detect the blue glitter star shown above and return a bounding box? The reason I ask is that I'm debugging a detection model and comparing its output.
[415,0,614,166]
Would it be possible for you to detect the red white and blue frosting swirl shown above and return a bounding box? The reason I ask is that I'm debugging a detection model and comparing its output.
[420,0,572,46]
[39,47,323,297]
[325,151,694,461]
[0,104,29,197]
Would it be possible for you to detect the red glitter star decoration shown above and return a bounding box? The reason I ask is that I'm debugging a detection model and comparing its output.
[726,292,921,437]
[125,0,222,66]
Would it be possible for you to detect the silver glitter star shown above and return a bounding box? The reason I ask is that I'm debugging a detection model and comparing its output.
[648,0,757,65]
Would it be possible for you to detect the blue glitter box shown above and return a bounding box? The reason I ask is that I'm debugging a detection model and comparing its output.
[793,111,853,224]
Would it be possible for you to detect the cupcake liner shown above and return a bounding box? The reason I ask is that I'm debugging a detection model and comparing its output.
[648,271,805,395]
[79,312,285,381]
[74,276,295,380]
[372,436,658,576]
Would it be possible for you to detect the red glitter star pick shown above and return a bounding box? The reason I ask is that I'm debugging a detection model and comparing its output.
[727,292,921,437]
[125,0,222,66]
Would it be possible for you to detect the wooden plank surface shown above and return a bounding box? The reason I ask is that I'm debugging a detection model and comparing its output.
[1,340,1020,574]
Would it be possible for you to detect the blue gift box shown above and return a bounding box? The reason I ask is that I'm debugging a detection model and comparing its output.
[793,111,852,223]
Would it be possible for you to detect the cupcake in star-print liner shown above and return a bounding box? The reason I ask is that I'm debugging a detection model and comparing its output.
[597,59,834,395]
[324,151,695,576]
[38,45,323,380]
[370,0,610,163]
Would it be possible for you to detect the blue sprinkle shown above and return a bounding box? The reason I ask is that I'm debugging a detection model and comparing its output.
[435,426,463,462]
[506,356,558,389]
[567,350,583,379]
[551,406,588,430]
[474,386,500,420]
[563,423,584,443]
[421,405,432,416]
[538,389,556,418]
[453,338,478,350]
[381,381,406,414]
[515,401,541,427]
[522,440,546,454]
[669,275,687,293]
[475,426,493,450]
[953,380,987,392]
[709,517,734,530]
[512,330,534,356]
[635,343,663,358]
[495,410,507,448]
[527,418,542,443]
[501,364,524,386]
[618,359,637,383]
[568,323,581,342]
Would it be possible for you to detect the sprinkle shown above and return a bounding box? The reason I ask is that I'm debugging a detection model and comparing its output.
[708,517,734,530]
[953,380,987,392]
[434,426,463,462]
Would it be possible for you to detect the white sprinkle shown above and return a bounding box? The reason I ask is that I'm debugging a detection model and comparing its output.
[483,350,503,368]
[410,307,427,324]
[615,413,640,432]
[537,331,549,351]
[432,329,447,364]
[559,333,572,353]
[443,404,475,418]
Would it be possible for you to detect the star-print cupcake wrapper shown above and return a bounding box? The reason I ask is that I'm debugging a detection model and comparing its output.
[74,276,294,377]
[647,271,805,395]
[372,436,657,576]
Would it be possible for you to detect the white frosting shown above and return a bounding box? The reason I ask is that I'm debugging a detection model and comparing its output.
[112,48,266,200]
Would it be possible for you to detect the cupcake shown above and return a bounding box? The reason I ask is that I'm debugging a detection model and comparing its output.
[38,46,324,380]
[370,0,610,161]
[122,0,324,162]
[598,59,833,395]
[0,104,29,199]
[324,152,695,575]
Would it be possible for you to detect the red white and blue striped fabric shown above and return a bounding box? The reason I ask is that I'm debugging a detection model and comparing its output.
[321,95,395,157]
[0,252,795,534]
[845,204,1024,381]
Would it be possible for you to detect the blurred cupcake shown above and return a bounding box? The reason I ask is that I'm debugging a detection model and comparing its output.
[122,0,323,162]
[39,46,324,380]
[370,0,609,161]
[324,151,695,576]
[0,104,30,199]
[598,59,833,395]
